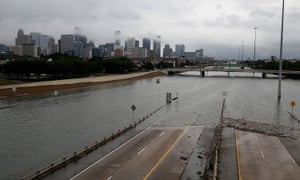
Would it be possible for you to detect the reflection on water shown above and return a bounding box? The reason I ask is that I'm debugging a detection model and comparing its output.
[0,74,299,179]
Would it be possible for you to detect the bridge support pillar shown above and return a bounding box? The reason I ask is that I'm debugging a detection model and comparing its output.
[168,71,174,75]
[201,71,205,77]
[262,72,266,78]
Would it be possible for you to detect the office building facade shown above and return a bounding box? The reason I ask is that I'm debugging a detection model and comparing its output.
[153,36,161,58]
[60,34,75,56]
[142,38,151,50]
[163,44,173,58]
[175,44,185,57]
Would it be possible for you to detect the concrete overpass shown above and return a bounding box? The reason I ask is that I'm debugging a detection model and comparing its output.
[165,67,300,78]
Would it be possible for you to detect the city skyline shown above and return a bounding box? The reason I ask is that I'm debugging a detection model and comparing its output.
[1,0,300,59]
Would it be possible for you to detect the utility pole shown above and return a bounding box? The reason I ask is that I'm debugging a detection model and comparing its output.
[278,0,285,100]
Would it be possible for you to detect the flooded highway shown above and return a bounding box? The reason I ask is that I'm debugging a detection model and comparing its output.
[0,73,299,179]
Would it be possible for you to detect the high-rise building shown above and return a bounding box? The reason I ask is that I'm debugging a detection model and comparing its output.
[15,28,32,46]
[75,34,87,48]
[114,48,124,57]
[48,37,57,55]
[125,37,136,57]
[175,44,185,57]
[131,47,148,58]
[60,28,90,57]
[195,49,204,62]
[92,44,107,57]
[104,43,114,57]
[30,32,57,55]
[163,44,173,58]
[22,44,40,58]
[60,34,75,56]
[142,38,151,50]
[92,48,101,57]
[195,49,204,59]
[40,35,50,55]
[31,32,41,45]
[0,44,8,54]
[15,28,24,46]
[135,40,139,48]
[115,30,121,46]
[9,46,22,56]
[153,36,161,58]
[184,52,196,61]
[113,30,124,57]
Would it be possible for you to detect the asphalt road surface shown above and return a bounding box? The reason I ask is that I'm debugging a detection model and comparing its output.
[235,130,300,180]
[71,126,203,180]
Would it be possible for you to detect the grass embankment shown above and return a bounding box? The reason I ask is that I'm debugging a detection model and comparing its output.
[0,71,165,98]
[0,79,24,86]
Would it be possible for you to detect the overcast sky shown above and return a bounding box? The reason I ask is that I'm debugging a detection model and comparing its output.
[1,0,300,59]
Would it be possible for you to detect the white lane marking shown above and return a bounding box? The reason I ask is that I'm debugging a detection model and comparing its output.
[70,126,152,180]
[261,151,265,159]
[159,131,165,137]
[106,176,112,180]
[137,148,145,155]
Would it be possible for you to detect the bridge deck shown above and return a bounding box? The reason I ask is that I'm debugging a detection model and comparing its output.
[168,67,300,75]
[235,130,300,180]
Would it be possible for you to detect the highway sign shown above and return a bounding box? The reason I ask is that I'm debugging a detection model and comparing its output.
[131,104,136,111]
[290,101,296,114]
[290,101,296,107]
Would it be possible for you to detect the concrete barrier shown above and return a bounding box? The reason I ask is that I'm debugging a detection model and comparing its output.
[213,98,226,180]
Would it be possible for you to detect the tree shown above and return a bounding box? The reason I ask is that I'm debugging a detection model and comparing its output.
[142,61,154,71]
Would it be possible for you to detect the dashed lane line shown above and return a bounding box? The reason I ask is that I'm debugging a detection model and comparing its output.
[143,126,189,180]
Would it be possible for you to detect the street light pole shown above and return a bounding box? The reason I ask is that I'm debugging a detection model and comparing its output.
[253,27,258,62]
[241,40,244,61]
[278,0,285,100]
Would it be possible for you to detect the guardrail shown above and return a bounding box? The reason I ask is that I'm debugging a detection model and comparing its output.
[21,105,165,180]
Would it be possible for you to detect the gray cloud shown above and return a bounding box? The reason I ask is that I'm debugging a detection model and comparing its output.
[250,8,277,18]
[203,14,243,28]
[108,10,141,21]
[0,0,300,59]
[216,4,222,10]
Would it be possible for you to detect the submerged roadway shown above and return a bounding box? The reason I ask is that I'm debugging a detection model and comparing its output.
[70,126,203,180]
[69,125,300,180]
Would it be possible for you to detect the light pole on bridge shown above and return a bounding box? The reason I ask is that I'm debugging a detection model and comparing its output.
[253,27,258,64]
[278,0,285,100]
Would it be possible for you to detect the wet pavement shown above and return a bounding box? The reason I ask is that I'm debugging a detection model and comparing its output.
[217,118,300,180]
[70,122,300,180]
[235,130,300,180]
[71,126,203,180]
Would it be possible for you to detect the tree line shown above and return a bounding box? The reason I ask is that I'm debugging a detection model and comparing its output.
[254,60,300,71]
[0,54,137,80]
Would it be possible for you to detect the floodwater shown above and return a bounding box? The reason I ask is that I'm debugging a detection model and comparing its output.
[0,72,299,179]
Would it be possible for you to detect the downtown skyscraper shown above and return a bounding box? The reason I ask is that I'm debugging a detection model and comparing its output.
[153,36,161,58]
